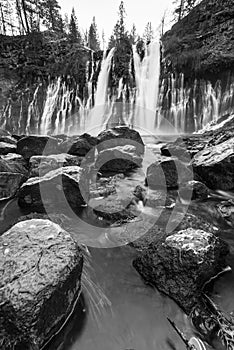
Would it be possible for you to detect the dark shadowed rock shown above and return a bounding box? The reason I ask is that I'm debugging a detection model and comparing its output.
[0,153,28,176]
[97,127,144,155]
[0,142,17,155]
[146,156,192,189]
[179,180,209,201]
[17,135,60,160]
[0,172,27,200]
[29,153,83,177]
[0,219,83,349]
[59,133,97,158]
[18,166,86,212]
[95,145,143,175]
[192,138,234,190]
[133,228,229,313]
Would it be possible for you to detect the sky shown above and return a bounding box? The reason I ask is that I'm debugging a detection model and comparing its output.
[59,0,174,42]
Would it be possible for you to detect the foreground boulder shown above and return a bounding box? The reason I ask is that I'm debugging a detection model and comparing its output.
[18,166,86,212]
[97,126,144,155]
[133,228,229,313]
[192,138,234,190]
[95,145,143,174]
[146,156,192,189]
[0,172,27,200]
[29,153,83,177]
[17,135,60,160]
[0,219,83,349]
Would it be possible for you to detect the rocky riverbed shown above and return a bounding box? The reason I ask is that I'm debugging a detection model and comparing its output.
[0,118,233,349]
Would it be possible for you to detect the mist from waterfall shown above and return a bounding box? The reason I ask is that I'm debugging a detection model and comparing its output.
[132,41,160,133]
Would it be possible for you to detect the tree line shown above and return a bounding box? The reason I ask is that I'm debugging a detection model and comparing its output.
[0,0,202,50]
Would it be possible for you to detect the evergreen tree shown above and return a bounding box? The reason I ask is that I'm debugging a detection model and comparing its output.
[40,0,63,32]
[129,23,137,44]
[108,0,128,48]
[88,16,100,51]
[143,22,154,44]
[174,0,200,21]
[69,7,82,43]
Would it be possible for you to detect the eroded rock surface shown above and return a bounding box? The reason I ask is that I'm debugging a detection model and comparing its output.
[18,166,86,212]
[29,153,83,177]
[0,219,83,349]
[95,145,143,175]
[97,126,144,155]
[133,228,229,313]
[0,172,26,200]
[17,135,60,160]
[192,137,234,190]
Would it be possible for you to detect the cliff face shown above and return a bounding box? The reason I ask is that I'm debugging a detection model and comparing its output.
[0,33,102,134]
[162,0,234,81]
[157,0,234,133]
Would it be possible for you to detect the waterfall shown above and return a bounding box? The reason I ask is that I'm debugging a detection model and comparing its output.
[156,73,234,133]
[132,42,160,133]
[40,78,61,135]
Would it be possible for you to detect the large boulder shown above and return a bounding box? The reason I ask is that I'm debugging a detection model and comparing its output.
[0,219,83,349]
[17,135,60,160]
[0,153,28,176]
[95,145,143,175]
[0,142,17,155]
[0,172,26,200]
[192,138,234,190]
[146,156,192,189]
[97,126,144,155]
[29,153,83,177]
[59,133,97,158]
[133,228,229,313]
[18,166,86,212]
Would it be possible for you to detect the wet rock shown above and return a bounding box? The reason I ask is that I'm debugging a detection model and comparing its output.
[18,166,86,212]
[60,133,97,158]
[0,219,83,349]
[97,126,144,155]
[0,135,17,145]
[133,228,229,313]
[92,194,140,224]
[0,172,26,200]
[192,138,234,190]
[0,153,28,176]
[29,153,83,177]
[17,135,60,160]
[133,185,174,208]
[0,142,17,155]
[89,176,120,199]
[95,145,143,175]
[146,156,192,189]
[179,180,209,201]
[216,199,234,226]
[161,144,192,161]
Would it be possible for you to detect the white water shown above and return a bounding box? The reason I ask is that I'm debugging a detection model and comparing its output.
[132,41,161,132]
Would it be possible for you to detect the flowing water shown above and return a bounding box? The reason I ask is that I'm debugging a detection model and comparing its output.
[0,137,233,350]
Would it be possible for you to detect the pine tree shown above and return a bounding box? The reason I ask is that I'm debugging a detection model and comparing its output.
[88,16,100,51]
[174,0,200,21]
[39,0,63,32]
[69,7,82,44]
[129,23,137,44]
[143,22,154,44]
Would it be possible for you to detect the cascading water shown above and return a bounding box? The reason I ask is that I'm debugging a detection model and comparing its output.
[157,73,234,132]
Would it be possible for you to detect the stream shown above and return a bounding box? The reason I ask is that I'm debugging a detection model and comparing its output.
[0,137,233,350]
